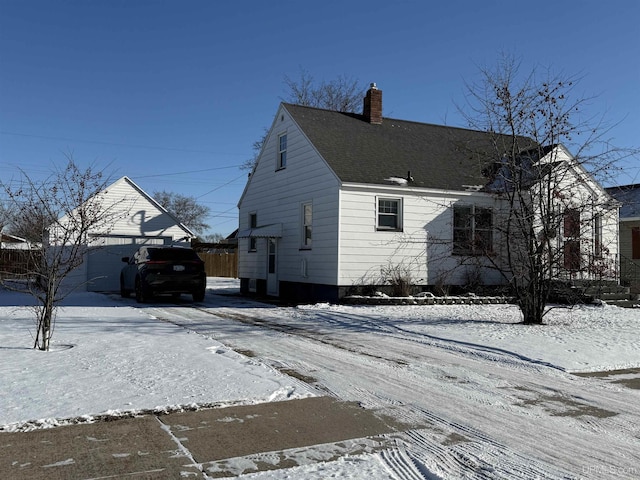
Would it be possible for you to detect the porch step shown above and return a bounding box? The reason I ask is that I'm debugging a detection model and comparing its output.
[603,299,640,308]
[549,281,639,307]
[583,284,640,308]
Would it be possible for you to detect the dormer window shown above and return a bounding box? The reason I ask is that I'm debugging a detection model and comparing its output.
[277,133,287,170]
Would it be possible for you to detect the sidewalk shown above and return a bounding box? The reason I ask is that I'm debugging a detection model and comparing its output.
[1,396,405,479]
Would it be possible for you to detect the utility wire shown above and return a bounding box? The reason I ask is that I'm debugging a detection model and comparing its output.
[0,130,246,156]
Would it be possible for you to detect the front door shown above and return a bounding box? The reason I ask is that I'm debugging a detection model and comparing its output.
[266,238,278,296]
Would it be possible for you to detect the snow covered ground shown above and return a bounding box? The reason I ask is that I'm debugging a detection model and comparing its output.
[1,278,639,479]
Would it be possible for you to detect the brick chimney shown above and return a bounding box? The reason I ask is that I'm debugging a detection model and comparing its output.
[363,83,382,124]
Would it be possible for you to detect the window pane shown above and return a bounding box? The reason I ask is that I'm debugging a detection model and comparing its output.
[379,200,398,214]
[378,214,397,229]
[454,206,472,228]
[304,204,312,224]
[474,230,493,251]
[278,134,287,168]
[302,203,312,247]
[453,229,472,253]
[475,208,492,229]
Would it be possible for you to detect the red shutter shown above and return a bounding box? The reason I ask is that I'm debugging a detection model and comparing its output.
[632,227,640,259]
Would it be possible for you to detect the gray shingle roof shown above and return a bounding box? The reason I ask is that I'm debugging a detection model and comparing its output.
[284,103,536,191]
[606,184,640,218]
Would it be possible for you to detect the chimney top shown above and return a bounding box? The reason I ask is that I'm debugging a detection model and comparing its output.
[363,83,382,124]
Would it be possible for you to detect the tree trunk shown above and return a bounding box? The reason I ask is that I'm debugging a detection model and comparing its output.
[519,281,545,325]
[35,293,54,351]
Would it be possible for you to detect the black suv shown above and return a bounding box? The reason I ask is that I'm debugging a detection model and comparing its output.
[120,246,206,303]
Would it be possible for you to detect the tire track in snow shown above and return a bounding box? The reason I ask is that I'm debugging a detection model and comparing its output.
[142,302,640,479]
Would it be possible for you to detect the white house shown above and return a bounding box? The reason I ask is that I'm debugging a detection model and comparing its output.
[606,184,640,290]
[56,176,195,292]
[238,85,618,303]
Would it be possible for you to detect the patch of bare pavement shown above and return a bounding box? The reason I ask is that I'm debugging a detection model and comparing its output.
[573,367,640,390]
[0,396,408,479]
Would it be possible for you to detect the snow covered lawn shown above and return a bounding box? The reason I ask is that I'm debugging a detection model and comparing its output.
[0,286,315,431]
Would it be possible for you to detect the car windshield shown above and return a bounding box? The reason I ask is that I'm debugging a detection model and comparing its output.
[147,248,201,262]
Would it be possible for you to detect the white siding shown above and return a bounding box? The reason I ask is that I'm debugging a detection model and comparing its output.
[338,185,505,288]
[56,177,193,292]
[238,105,341,285]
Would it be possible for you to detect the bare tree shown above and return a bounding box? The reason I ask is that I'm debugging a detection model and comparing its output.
[153,190,210,235]
[283,68,364,112]
[242,69,366,171]
[459,55,634,324]
[1,158,122,350]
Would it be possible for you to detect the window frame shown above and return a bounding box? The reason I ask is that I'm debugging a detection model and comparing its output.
[376,197,402,232]
[452,204,494,255]
[301,202,312,249]
[277,133,287,170]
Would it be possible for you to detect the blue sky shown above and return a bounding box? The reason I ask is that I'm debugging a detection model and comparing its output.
[1,0,638,236]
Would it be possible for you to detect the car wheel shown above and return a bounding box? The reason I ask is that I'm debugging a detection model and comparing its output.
[192,289,205,302]
[135,278,151,303]
[120,276,130,298]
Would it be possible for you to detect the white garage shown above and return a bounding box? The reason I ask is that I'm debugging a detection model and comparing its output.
[59,176,195,292]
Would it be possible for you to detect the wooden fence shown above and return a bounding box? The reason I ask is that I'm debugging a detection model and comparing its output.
[198,251,238,278]
[0,249,40,278]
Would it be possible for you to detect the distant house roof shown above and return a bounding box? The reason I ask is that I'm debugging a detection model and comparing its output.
[284,103,537,192]
[0,233,35,249]
[606,184,640,219]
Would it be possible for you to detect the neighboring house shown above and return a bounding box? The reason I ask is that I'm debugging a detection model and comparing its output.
[238,84,618,303]
[606,184,640,290]
[55,176,195,292]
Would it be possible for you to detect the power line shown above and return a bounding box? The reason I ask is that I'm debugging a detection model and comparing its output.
[133,165,242,178]
[0,130,247,157]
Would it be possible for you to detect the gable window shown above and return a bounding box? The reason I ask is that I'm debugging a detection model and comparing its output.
[301,202,312,248]
[277,133,287,169]
[377,198,402,231]
[249,213,257,252]
[453,205,493,255]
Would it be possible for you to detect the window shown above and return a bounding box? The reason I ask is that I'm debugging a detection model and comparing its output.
[302,203,312,248]
[277,133,287,169]
[249,213,257,252]
[377,198,402,231]
[594,214,603,258]
[453,205,493,255]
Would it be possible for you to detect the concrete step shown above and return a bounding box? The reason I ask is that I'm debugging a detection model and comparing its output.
[603,299,640,308]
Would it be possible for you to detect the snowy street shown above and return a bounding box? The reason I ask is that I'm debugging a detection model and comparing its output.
[1,279,639,479]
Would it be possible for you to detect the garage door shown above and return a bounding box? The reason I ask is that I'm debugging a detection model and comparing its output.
[86,236,170,292]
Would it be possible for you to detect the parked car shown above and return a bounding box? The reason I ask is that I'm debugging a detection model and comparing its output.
[120,246,206,303]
